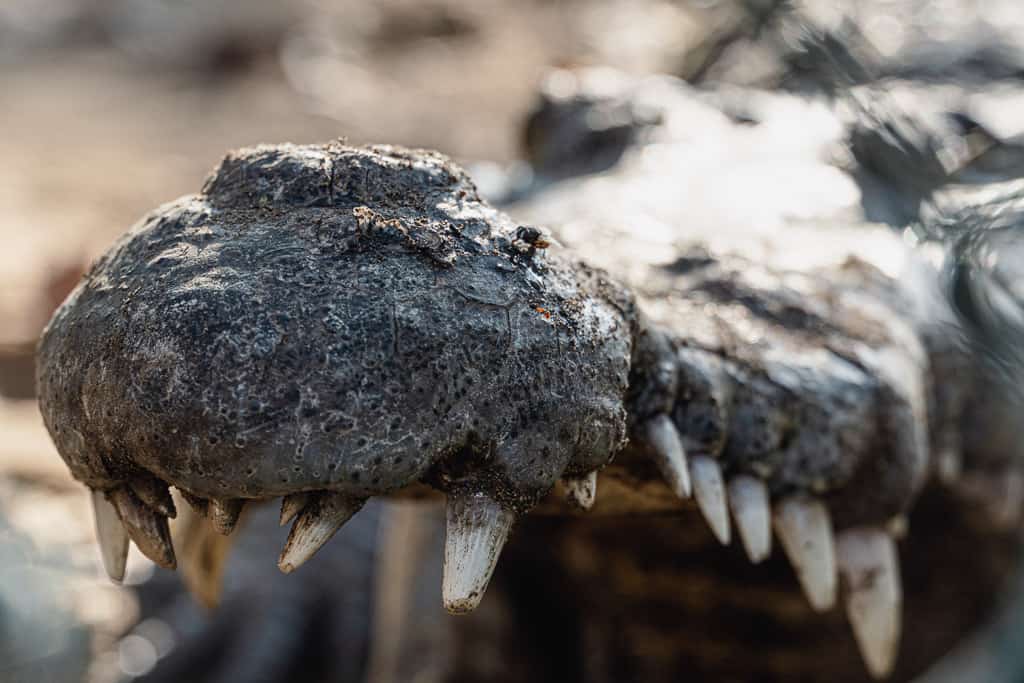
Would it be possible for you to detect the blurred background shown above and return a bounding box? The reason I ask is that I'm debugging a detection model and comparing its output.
[3,1,1024,681]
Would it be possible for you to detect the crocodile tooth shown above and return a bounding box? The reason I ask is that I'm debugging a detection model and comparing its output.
[564,472,598,510]
[91,490,129,582]
[209,498,244,535]
[279,493,310,527]
[640,414,692,499]
[773,496,836,611]
[726,475,771,563]
[129,478,176,519]
[171,497,234,609]
[108,486,176,569]
[836,528,902,679]
[443,492,515,614]
[690,455,730,544]
[278,492,365,573]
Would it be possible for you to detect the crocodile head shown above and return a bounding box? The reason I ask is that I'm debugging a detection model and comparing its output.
[36,142,1017,679]
[37,143,643,607]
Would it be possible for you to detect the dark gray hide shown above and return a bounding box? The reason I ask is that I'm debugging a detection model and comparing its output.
[36,143,634,511]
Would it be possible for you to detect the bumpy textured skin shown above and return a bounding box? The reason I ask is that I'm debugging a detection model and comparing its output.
[37,143,634,511]
[512,70,984,529]
[40,139,944,529]
[36,83,1024,682]
[632,247,934,525]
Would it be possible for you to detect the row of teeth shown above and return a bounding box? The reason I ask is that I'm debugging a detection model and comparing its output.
[89,413,901,680]
[640,414,901,679]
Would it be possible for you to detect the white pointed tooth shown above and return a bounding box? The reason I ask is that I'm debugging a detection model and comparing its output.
[836,528,902,679]
[690,455,730,544]
[279,493,310,527]
[773,496,837,612]
[208,498,244,535]
[564,471,598,510]
[443,493,515,614]
[277,493,364,573]
[92,490,129,582]
[108,486,176,570]
[641,414,691,499]
[727,475,771,563]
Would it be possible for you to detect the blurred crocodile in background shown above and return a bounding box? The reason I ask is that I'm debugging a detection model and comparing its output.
[27,1,1024,682]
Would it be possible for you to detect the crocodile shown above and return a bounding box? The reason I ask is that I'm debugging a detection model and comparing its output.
[35,63,1024,683]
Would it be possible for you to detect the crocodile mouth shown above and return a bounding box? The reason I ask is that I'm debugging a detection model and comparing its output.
[83,433,904,678]
[35,142,1016,681]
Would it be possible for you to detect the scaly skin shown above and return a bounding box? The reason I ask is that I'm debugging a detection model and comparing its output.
[37,125,1022,681]
[37,144,635,513]
[500,69,1023,682]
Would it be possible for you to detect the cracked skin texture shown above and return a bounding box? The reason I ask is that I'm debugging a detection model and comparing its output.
[37,143,634,512]
[37,140,1023,682]
[38,141,935,530]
